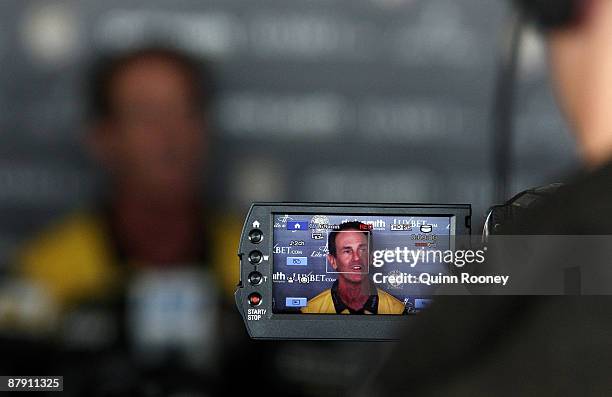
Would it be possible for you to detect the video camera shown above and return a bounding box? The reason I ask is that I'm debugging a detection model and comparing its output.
[235,202,471,340]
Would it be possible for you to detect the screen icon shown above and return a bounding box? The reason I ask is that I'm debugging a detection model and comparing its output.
[311,232,324,240]
[420,224,433,233]
[415,298,432,309]
[287,257,308,266]
[287,221,308,231]
[285,297,307,307]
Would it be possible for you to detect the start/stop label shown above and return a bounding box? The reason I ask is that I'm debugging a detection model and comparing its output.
[247,308,266,320]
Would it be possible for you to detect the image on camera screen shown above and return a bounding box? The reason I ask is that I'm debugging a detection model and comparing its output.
[271,214,452,315]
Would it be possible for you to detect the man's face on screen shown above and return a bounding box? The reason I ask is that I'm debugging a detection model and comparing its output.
[328,231,368,283]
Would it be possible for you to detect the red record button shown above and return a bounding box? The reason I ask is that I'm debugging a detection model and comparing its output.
[248,292,262,306]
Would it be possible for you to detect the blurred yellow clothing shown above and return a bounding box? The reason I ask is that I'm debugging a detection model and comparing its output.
[15,211,242,312]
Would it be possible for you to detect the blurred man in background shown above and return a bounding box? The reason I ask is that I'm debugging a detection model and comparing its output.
[362,1,612,395]
[0,41,369,397]
[3,47,242,395]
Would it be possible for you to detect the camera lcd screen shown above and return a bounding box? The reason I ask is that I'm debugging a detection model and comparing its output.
[271,214,453,315]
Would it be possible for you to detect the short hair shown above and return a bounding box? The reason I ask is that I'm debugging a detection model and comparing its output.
[513,0,583,30]
[87,46,215,121]
[328,221,371,257]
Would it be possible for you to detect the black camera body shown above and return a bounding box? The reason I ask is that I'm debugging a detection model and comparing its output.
[235,202,471,340]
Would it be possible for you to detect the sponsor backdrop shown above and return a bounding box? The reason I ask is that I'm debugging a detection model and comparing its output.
[0,0,577,267]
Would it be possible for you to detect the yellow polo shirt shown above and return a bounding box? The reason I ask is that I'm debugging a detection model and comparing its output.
[301,286,405,314]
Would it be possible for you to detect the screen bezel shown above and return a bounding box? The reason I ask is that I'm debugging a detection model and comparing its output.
[236,202,471,340]
[270,211,456,315]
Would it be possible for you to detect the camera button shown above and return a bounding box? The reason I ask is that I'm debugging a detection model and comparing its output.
[248,292,262,306]
[248,250,263,265]
[248,271,263,285]
[248,229,263,244]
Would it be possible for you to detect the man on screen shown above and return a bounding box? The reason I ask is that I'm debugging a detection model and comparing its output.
[302,221,405,314]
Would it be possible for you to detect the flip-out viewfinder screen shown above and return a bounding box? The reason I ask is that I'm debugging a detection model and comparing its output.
[272,214,453,315]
